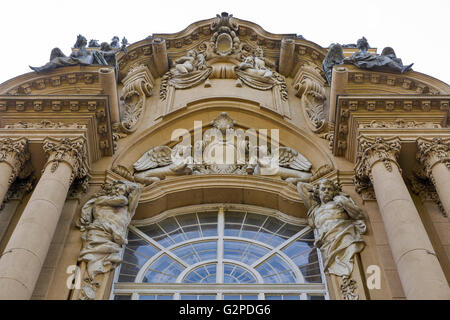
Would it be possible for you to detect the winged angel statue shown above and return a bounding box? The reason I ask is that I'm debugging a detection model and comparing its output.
[133,145,194,185]
[133,144,312,185]
[250,146,312,183]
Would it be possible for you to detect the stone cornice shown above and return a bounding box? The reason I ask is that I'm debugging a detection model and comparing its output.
[116,15,327,81]
[333,95,450,161]
[0,137,30,184]
[344,64,448,95]
[354,136,401,193]
[0,95,113,159]
[416,137,450,176]
[43,136,89,184]
[0,65,107,96]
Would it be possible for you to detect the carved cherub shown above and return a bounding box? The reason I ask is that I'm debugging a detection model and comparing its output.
[133,145,194,185]
[297,178,366,277]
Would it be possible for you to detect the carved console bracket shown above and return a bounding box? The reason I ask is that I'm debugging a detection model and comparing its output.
[118,64,154,134]
[294,63,328,133]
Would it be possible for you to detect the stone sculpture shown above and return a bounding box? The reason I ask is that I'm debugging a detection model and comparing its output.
[322,43,345,85]
[78,180,141,298]
[344,37,413,73]
[322,37,413,84]
[30,34,127,73]
[133,145,194,185]
[297,178,366,277]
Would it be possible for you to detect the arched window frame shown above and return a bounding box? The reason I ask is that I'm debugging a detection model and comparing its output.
[111,204,330,300]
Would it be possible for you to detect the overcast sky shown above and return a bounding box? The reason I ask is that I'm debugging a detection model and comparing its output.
[0,0,449,86]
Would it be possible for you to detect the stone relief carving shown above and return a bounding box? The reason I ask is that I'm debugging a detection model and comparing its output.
[30,34,128,73]
[132,113,312,185]
[5,120,87,129]
[117,64,154,133]
[359,119,441,129]
[159,12,287,102]
[340,276,359,300]
[77,180,141,300]
[297,178,366,277]
[294,63,328,132]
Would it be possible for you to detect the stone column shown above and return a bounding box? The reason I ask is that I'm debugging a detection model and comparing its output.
[0,138,30,205]
[416,137,450,217]
[0,136,88,300]
[355,136,450,300]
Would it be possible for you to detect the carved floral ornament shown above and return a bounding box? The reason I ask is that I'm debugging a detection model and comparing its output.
[43,136,89,183]
[354,136,401,192]
[159,13,288,101]
[0,137,31,184]
[416,137,450,176]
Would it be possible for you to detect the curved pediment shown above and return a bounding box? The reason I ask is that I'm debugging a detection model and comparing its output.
[116,12,328,82]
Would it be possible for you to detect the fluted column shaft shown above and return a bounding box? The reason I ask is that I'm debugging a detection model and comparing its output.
[417,137,450,216]
[0,138,29,205]
[0,136,87,299]
[355,136,450,300]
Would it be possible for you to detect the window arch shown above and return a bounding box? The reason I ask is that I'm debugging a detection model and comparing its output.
[112,205,328,300]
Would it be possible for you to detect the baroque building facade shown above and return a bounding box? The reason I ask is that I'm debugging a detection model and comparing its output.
[0,13,449,300]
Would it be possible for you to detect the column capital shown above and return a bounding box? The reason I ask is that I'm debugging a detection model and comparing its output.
[354,136,401,188]
[43,136,89,183]
[0,137,30,184]
[416,137,450,176]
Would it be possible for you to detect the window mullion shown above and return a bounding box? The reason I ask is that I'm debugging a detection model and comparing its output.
[217,207,224,284]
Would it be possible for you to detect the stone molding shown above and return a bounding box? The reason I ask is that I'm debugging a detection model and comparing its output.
[0,137,30,184]
[333,95,450,160]
[416,137,450,177]
[354,136,401,192]
[0,95,113,158]
[43,136,89,184]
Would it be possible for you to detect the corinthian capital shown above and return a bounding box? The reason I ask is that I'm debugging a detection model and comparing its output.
[354,136,401,184]
[0,137,30,184]
[43,136,89,183]
[416,137,450,176]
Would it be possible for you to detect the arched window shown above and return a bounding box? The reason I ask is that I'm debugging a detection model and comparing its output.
[111,205,328,300]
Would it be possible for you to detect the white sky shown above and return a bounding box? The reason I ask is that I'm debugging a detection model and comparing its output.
[0,0,449,86]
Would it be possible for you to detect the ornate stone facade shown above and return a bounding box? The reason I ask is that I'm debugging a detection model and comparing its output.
[0,13,449,301]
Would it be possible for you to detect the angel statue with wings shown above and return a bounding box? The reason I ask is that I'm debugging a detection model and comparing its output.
[250,146,312,183]
[297,178,366,277]
[133,144,194,185]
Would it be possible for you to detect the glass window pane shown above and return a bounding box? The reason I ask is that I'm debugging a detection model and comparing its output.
[224,223,241,237]
[244,213,266,227]
[224,295,240,300]
[224,211,245,223]
[139,295,156,300]
[265,295,282,300]
[176,213,198,226]
[200,224,218,237]
[158,217,179,233]
[114,295,131,300]
[197,212,217,224]
[183,225,201,240]
[137,224,165,238]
